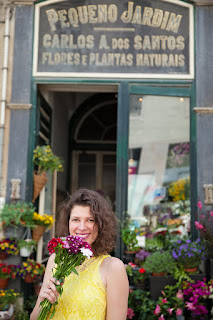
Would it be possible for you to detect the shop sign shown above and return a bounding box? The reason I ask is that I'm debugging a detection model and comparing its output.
[33,0,194,79]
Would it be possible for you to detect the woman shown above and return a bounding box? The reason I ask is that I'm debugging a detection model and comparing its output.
[30,189,129,320]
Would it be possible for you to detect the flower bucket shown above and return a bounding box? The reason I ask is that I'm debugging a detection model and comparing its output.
[0,252,8,261]
[33,172,48,202]
[32,225,46,243]
[0,304,14,319]
[0,278,9,289]
[24,274,35,283]
[184,267,198,274]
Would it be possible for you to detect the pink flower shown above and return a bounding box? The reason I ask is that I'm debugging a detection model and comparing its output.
[176,308,183,316]
[127,308,135,319]
[210,211,213,217]
[197,201,202,209]
[158,316,165,320]
[154,305,161,315]
[176,290,184,299]
[186,302,195,310]
[195,221,204,230]
[167,308,173,315]
[162,298,167,303]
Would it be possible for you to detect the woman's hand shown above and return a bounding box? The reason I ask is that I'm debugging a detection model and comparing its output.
[39,277,61,304]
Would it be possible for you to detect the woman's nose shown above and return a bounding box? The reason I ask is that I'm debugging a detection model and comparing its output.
[78,221,86,230]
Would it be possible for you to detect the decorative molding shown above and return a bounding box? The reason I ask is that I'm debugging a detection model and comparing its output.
[191,0,213,5]
[7,103,32,110]
[13,0,33,5]
[194,107,213,113]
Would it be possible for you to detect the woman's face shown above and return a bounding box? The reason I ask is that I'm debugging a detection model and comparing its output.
[69,205,98,246]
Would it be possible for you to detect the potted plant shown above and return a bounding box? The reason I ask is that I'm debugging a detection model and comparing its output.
[171,236,205,273]
[143,250,176,276]
[17,258,45,283]
[195,201,213,280]
[121,215,139,263]
[126,263,148,290]
[0,238,19,260]
[17,239,36,257]
[0,201,35,231]
[0,289,20,319]
[135,249,152,267]
[32,212,54,243]
[0,264,14,289]
[33,145,63,202]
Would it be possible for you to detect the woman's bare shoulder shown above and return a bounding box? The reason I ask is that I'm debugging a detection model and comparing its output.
[102,256,126,272]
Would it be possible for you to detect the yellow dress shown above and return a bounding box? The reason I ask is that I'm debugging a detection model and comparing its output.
[51,255,110,320]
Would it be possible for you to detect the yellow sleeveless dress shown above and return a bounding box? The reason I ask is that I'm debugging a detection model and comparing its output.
[51,255,110,320]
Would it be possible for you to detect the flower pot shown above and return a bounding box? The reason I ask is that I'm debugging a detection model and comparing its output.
[0,278,9,289]
[0,304,14,319]
[24,273,35,283]
[32,225,46,243]
[0,252,8,261]
[149,275,177,300]
[152,272,167,277]
[20,246,33,258]
[33,171,48,202]
[184,267,198,274]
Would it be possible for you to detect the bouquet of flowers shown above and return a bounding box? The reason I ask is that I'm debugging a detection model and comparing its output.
[37,235,93,320]
[33,212,54,228]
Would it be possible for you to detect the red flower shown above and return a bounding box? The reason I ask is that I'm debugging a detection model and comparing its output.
[139,268,146,274]
[47,237,64,254]
[2,267,7,273]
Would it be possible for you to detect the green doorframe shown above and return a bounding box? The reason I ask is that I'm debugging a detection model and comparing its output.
[27,78,197,257]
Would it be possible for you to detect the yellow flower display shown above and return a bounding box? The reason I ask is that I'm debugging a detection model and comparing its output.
[33,145,63,174]
[168,177,190,202]
[33,212,54,228]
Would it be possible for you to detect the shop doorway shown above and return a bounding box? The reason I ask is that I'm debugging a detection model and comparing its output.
[37,86,118,209]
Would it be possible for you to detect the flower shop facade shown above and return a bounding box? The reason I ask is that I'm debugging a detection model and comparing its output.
[0,0,213,260]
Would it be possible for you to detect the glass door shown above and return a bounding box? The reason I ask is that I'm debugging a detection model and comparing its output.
[128,85,193,237]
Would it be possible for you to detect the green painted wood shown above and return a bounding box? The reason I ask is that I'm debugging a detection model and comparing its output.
[115,81,129,259]
[26,81,37,202]
[129,85,191,96]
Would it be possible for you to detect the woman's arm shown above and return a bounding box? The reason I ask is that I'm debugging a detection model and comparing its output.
[30,254,60,320]
[101,257,129,320]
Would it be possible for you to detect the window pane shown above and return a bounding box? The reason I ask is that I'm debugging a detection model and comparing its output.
[128,95,190,228]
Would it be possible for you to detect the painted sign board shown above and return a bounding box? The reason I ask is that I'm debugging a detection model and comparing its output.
[33,0,194,79]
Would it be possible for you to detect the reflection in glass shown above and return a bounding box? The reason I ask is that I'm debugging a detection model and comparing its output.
[128,95,190,231]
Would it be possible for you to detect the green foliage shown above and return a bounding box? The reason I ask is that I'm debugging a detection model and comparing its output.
[121,215,139,252]
[13,309,30,320]
[145,237,164,252]
[0,289,20,310]
[17,239,36,250]
[0,202,35,228]
[143,251,176,274]
[33,145,63,174]
[128,289,156,320]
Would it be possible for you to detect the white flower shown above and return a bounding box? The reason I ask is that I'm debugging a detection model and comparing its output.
[80,248,93,259]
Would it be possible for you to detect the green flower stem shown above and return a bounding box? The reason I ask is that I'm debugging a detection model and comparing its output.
[37,298,52,320]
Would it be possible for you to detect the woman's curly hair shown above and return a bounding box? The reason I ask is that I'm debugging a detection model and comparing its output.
[56,189,118,256]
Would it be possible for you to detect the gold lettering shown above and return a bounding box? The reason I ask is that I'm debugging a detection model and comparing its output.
[121,1,133,23]
[52,34,60,48]
[99,35,110,49]
[61,34,69,48]
[162,54,168,66]
[179,54,185,67]
[108,5,117,22]
[127,53,133,66]
[98,4,107,23]
[167,36,176,50]
[134,35,142,50]
[143,35,151,50]
[88,5,98,23]
[82,54,87,65]
[151,36,160,50]
[77,6,88,24]
[141,7,153,26]
[68,8,79,27]
[152,9,163,27]
[160,11,170,30]
[166,13,182,33]
[176,36,185,50]
[131,6,141,24]
[46,9,58,32]
[58,10,69,28]
[43,34,51,48]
